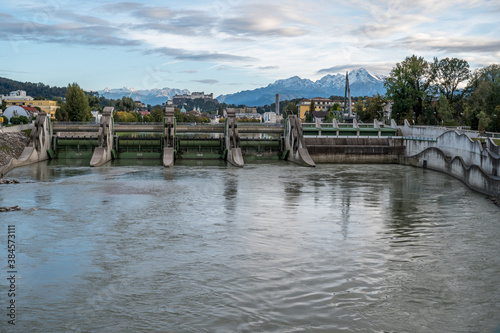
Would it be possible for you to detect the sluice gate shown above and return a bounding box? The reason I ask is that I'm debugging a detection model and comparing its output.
[5,107,402,172]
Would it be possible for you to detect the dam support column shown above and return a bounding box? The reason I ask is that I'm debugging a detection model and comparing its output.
[90,107,114,167]
[0,112,53,177]
[284,115,315,167]
[163,106,176,167]
[224,109,244,167]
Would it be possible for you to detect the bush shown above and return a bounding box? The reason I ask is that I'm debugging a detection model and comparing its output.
[1,116,7,125]
[9,117,20,125]
[18,115,30,124]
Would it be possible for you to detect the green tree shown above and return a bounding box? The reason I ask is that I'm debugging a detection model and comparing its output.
[64,83,91,121]
[358,94,386,122]
[88,94,101,111]
[477,111,491,133]
[56,105,69,121]
[465,64,500,130]
[432,57,470,106]
[18,115,30,124]
[385,55,432,124]
[283,102,298,116]
[437,95,456,126]
[151,108,164,122]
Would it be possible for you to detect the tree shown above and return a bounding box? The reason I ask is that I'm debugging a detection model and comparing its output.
[437,95,456,126]
[18,115,30,124]
[432,57,470,106]
[151,108,164,122]
[358,94,386,122]
[385,55,432,123]
[283,102,298,116]
[56,106,69,121]
[64,83,91,121]
[465,64,500,131]
[1,115,8,125]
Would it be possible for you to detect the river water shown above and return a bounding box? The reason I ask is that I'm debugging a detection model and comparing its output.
[1,161,499,332]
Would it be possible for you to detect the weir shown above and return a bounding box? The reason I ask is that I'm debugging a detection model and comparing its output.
[224,109,244,167]
[2,109,498,196]
[0,112,52,177]
[90,107,114,167]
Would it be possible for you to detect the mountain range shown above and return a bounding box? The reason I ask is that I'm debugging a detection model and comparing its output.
[1,68,387,107]
[97,68,386,107]
[216,68,387,106]
[97,87,190,106]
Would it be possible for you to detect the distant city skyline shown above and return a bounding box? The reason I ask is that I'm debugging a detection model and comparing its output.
[0,0,499,96]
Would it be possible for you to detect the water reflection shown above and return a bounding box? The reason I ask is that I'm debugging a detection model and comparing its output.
[1,162,499,333]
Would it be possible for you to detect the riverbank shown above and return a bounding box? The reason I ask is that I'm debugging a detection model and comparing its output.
[0,132,29,167]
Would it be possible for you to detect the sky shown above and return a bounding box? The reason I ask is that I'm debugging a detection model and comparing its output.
[0,0,499,96]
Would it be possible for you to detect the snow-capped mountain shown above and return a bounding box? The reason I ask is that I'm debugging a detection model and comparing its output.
[217,68,387,106]
[98,87,190,106]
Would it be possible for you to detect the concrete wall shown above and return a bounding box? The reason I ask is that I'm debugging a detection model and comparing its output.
[400,122,500,195]
[400,148,500,196]
[0,123,34,133]
[402,131,499,177]
[399,120,481,139]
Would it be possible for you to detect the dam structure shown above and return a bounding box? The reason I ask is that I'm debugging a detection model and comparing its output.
[1,107,498,196]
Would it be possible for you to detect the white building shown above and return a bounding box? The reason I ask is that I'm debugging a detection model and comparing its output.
[91,110,102,123]
[263,112,277,123]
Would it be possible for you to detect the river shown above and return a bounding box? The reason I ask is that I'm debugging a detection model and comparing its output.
[1,161,499,332]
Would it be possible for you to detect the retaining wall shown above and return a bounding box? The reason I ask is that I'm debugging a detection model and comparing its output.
[399,122,500,195]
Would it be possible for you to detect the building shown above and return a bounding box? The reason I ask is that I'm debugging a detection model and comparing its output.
[1,90,59,119]
[172,92,215,105]
[263,112,277,123]
[91,110,102,123]
[311,111,329,123]
[3,105,38,121]
[298,98,335,120]
[226,107,257,114]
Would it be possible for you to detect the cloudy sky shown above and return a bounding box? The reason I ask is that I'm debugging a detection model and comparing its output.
[1,0,499,96]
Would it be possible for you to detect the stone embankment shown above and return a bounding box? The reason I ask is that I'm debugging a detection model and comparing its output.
[0,132,29,167]
[0,132,30,212]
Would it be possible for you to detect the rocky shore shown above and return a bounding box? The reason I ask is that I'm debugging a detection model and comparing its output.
[0,132,30,167]
[489,196,500,207]
[0,132,30,212]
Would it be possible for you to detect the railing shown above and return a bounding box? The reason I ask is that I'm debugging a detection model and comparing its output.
[114,122,162,126]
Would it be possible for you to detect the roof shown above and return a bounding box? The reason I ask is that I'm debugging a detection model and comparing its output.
[21,106,39,113]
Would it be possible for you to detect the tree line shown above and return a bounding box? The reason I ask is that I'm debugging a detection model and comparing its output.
[384,55,499,132]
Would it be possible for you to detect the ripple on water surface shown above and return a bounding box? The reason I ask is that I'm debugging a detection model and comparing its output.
[1,162,499,332]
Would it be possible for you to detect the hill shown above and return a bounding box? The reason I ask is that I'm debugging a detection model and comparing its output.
[0,77,66,99]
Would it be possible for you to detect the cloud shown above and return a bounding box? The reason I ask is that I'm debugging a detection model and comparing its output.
[191,79,219,85]
[0,15,142,47]
[182,70,198,74]
[393,35,500,53]
[258,66,280,70]
[148,47,256,62]
[316,63,395,75]
[219,3,310,37]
